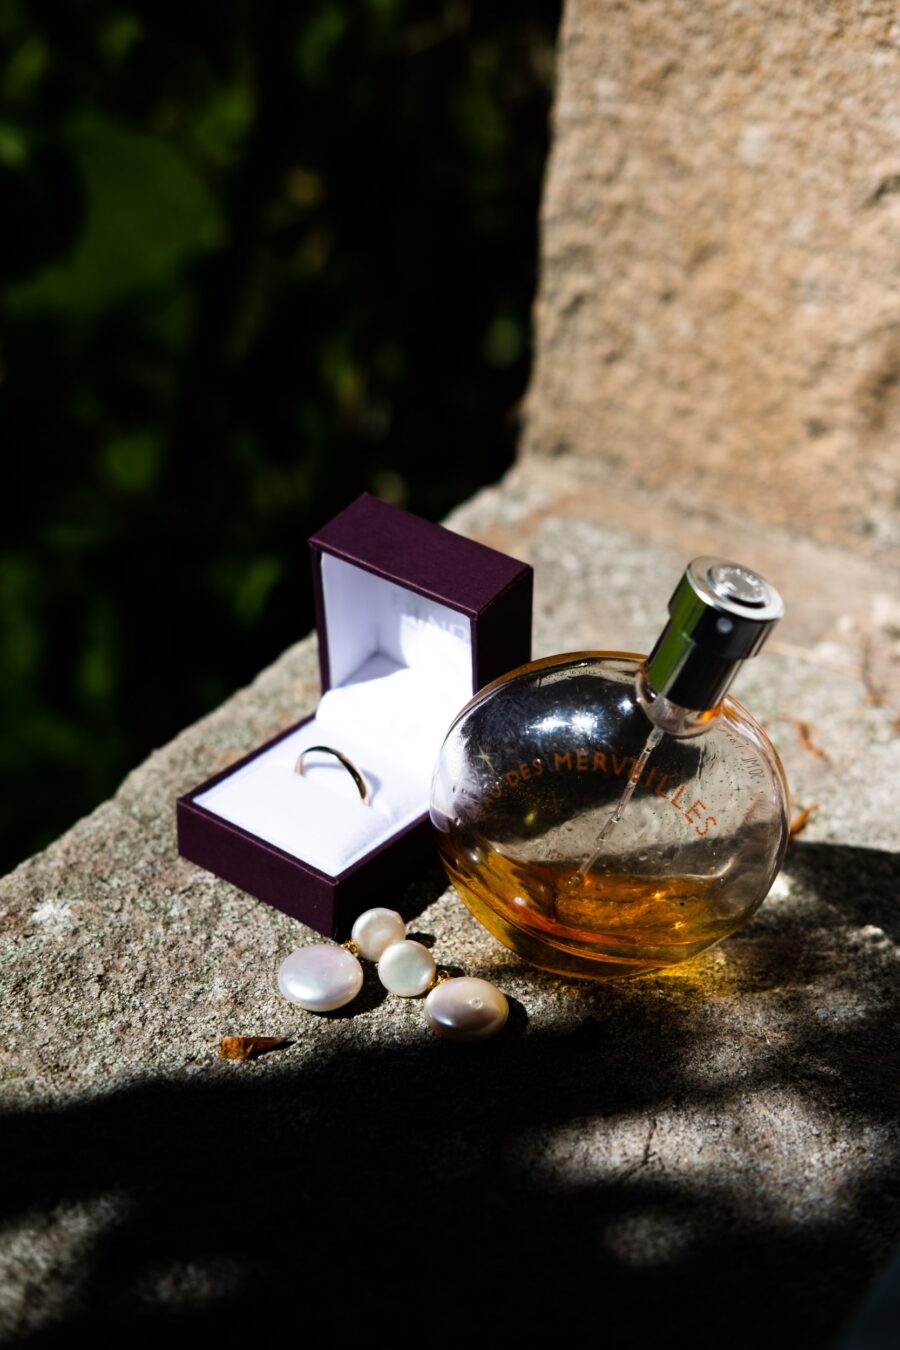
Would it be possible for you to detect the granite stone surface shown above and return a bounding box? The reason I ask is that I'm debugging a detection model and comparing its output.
[2,466,899,1347]
[524,0,900,562]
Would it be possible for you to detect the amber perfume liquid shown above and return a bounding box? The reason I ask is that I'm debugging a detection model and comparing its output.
[440,847,742,978]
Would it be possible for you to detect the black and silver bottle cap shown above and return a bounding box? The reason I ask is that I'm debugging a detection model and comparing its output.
[644,558,784,712]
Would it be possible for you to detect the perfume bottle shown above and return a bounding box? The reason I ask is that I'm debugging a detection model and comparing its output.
[430,559,789,979]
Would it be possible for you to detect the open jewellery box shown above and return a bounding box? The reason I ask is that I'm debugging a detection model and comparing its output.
[176,493,533,939]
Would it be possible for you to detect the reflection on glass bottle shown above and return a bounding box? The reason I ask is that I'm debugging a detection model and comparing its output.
[430,559,789,979]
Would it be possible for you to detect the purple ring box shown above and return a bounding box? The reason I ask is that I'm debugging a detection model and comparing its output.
[176,493,532,939]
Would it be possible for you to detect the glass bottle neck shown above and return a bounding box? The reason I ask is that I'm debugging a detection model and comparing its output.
[634,665,722,739]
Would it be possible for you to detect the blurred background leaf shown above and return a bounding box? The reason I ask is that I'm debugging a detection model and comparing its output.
[0,0,560,873]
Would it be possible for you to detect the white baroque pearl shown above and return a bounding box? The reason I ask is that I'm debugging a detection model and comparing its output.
[277,945,363,1012]
[351,907,406,961]
[377,939,436,997]
[424,977,509,1042]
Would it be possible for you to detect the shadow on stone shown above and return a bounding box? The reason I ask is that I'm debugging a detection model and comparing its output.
[784,841,900,940]
[2,842,899,1348]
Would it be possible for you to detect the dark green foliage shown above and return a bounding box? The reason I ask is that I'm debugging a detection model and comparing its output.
[0,1,560,871]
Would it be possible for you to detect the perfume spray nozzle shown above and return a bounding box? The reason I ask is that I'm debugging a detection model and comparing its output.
[644,557,784,711]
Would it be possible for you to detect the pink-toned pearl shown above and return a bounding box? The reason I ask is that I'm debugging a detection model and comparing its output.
[424,977,508,1042]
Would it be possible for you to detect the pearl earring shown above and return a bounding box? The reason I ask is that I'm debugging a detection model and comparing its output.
[277,907,509,1042]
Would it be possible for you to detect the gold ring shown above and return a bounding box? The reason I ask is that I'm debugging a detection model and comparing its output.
[294,745,370,804]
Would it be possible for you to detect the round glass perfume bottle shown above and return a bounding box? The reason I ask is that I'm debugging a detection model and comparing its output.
[430,559,790,979]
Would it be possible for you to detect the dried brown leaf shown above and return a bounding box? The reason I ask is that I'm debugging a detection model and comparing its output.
[219,1036,288,1062]
[792,719,828,760]
[789,804,819,837]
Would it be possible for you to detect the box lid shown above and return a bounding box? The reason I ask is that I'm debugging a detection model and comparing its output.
[310,492,532,695]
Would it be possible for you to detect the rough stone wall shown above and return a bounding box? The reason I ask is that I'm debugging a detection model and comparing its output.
[524,0,900,560]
